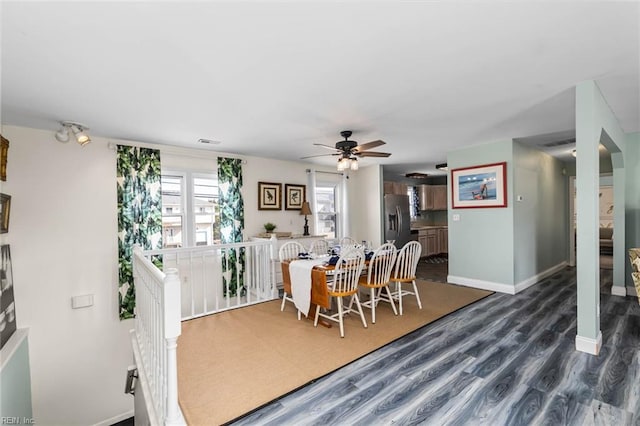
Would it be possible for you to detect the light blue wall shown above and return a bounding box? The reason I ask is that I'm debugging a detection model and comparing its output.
[448,139,515,287]
[575,80,627,344]
[512,142,568,284]
[0,331,33,421]
[625,132,640,291]
[448,139,568,291]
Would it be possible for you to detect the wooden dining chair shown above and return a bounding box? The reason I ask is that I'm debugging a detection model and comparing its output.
[279,241,306,319]
[382,240,422,315]
[309,239,330,256]
[339,236,358,247]
[357,242,398,323]
[314,248,367,337]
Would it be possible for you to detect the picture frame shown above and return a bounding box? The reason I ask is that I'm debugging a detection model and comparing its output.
[451,162,507,209]
[0,194,10,234]
[258,182,282,210]
[1,245,16,350]
[1,135,8,182]
[284,184,306,210]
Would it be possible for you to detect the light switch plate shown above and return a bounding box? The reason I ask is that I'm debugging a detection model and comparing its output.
[72,294,94,309]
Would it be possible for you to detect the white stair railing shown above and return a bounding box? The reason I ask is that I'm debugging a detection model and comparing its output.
[132,245,184,425]
[130,238,278,424]
[144,238,279,320]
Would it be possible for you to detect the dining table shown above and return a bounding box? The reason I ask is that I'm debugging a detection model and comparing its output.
[281,258,335,328]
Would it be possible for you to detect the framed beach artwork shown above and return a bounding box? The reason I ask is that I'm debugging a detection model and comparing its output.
[258,182,282,210]
[284,184,305,210]
[451,162,507,209]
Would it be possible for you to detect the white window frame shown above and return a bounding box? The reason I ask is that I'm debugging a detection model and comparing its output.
[161,172,187,248]
[310,171,348,240]
[162,169,218,248]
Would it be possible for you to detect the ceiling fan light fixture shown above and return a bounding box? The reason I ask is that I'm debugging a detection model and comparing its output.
[337,157,350,171]
[350,157,359,171]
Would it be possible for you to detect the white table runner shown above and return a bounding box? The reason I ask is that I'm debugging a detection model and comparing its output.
[289,258,327,316]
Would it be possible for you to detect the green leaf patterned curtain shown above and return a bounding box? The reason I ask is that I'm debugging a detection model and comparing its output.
[218,157,245,296]
[117,145,162,319]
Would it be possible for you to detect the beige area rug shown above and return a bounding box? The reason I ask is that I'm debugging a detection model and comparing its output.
[176,280,492,425]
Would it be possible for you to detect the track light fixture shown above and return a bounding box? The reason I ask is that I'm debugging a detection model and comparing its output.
[55,121,91,146]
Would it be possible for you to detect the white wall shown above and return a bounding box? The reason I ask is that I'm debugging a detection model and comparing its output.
[1,124,337,424]
[241,156,335,238]
[2,125,133,425]
[347,164,384,246]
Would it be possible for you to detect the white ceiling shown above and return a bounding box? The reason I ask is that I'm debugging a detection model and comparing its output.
[2,1,638,178]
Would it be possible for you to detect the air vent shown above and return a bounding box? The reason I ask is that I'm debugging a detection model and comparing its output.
[198,138,221,145]
[543,138,576,147]
[405,172,430,179]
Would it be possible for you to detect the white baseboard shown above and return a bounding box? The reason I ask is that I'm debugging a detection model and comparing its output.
[575,331,602,355]
[611,286,627,297]
[93,410,134,426]
[448,261,567,295]
[447,275,516,294]
[514,262,567,293]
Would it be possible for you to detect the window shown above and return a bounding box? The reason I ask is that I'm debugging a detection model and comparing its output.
[193,176,219,246]
[161,172,220,248]
[315,185,338,238]
[408,186,419,218]
[161,175,184,248]
[311,171,350,240]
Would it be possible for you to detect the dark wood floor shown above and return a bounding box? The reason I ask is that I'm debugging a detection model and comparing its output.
[231,264,640,425]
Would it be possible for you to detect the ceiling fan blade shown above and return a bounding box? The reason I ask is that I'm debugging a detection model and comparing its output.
[357,151,391,158]
[353,140,385,153]
[301,153,340,159]
[313,143,339,151]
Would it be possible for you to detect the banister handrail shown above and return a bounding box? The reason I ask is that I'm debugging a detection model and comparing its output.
[132,237,279,423]
[132,245,185,425]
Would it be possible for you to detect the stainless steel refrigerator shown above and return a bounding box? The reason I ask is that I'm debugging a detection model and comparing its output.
[384,194,411,249]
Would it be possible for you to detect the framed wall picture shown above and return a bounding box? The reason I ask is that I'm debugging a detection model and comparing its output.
[284,184,305,210]
[0,194,10,233]
[258,182,282,210]
[1,245,16,350]
[1,135,8,182]
[451,162,507,209]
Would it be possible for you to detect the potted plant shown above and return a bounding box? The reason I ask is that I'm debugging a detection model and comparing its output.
[263,222,277,234]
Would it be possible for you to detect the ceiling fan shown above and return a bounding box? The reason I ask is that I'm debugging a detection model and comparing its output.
[301,130,391,171]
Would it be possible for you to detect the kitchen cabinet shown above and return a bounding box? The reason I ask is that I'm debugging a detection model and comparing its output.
[384,181,408,196]
[419,185,447,211]
[418,234,428,256]
[426,229,438,256]
[416,226,448,256]
[438,227,448,253]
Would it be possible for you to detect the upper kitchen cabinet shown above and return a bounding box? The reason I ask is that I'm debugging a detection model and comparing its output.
[384,181,408,195]
[419,185,447,210]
